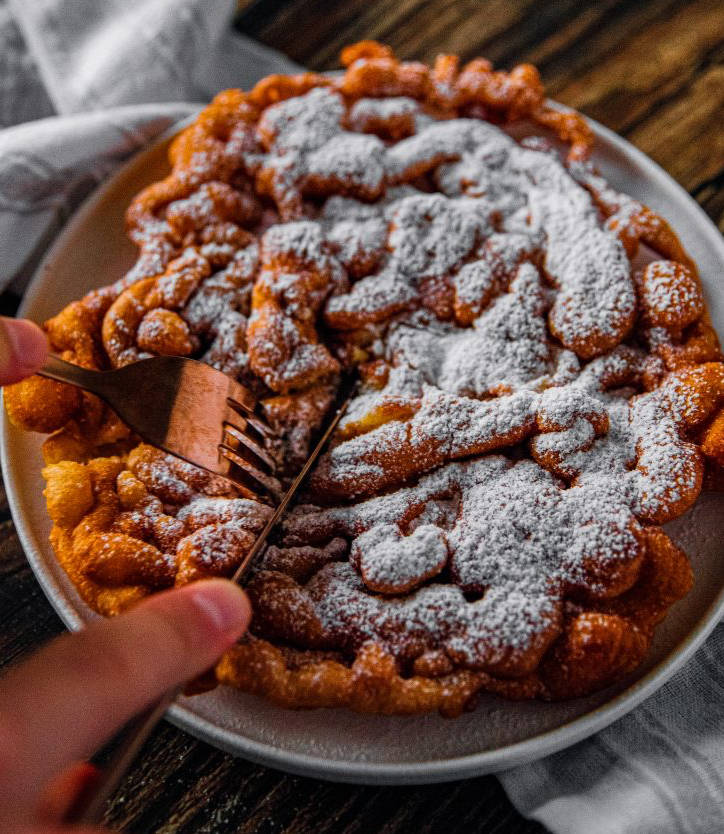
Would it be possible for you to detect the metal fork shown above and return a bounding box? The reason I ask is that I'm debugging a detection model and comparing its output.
[38,354,281,499]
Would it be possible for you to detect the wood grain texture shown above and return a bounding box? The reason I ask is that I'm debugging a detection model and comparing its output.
[1,1,723,831]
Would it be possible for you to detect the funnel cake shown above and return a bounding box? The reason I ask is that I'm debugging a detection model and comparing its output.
[7,42,724,716]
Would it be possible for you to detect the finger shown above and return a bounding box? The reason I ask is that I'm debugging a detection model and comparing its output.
[0,579,250,821]
[0,317,48,385]
[37,763,101,825]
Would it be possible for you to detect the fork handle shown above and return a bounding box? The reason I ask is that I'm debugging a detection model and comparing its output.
[37,354,106,394]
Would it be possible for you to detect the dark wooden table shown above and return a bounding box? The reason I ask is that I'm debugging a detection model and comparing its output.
[2,0,723,831]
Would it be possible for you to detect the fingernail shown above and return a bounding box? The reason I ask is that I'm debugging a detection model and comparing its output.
[0,317,48,377]
[188,580,251,636]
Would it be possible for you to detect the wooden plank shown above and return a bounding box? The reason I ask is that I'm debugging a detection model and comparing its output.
[627,64,724,192]
[696,175,724,232]
[0,518,63,667]
[550,0,724,133]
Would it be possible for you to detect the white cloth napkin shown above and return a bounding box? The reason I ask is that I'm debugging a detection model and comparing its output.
[0,0,300,292]
[2,3,723,832]
[501,624,724,833]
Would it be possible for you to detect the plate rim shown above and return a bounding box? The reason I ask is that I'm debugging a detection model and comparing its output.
[3,107,724,785]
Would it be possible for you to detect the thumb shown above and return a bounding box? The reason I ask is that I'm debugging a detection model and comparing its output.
[0,579,251,821]
[0,317,48,385]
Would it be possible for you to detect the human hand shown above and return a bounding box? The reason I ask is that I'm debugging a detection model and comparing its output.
[0,317,253,832]
[0,580,251,834]
[0,316,48,384]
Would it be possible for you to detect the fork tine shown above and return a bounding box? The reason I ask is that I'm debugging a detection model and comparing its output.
[226,397,273,441]
[223,423,276,471]
[228,378,257,408]
[219,444,283,498]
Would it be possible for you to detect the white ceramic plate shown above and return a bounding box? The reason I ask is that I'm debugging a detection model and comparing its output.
[2,110,724,785]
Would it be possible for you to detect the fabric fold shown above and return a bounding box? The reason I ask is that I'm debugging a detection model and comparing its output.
[0,103,194,289]
[501,624,724,834]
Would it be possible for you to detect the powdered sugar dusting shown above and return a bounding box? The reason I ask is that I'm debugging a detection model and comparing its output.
[103,81,718,680]
[281,445,645,667]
